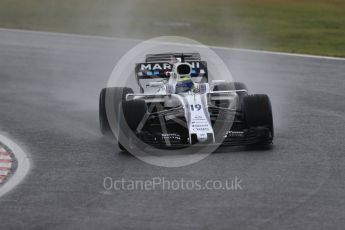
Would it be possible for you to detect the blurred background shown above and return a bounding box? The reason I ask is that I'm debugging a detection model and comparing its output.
[0,0,344,56]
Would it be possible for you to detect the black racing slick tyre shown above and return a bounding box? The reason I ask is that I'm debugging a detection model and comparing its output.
[242,94,274,140]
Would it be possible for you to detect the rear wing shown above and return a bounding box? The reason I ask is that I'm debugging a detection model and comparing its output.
[135,61,208,80]
[135,53,208,92]
[145,53,201,62]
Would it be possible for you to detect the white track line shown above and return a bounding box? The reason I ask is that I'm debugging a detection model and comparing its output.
[1,28,345,61]
[0,134,31,198]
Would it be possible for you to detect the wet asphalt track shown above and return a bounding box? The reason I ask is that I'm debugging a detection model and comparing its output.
[0,29,345,230]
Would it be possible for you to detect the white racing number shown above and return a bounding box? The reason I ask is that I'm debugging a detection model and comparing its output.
[190,104,202,111]
[186,96,214,143]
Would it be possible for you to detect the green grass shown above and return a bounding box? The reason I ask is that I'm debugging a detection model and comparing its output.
[0,0,345,56]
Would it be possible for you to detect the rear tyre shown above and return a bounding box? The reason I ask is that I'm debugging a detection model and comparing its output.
[99,87,135,150]
[213,81,247,91]
[242,94,274,144]
[213,81,248,110]
[99,88,111,135]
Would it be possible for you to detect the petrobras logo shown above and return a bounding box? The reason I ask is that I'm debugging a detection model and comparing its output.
[140,62,201,71]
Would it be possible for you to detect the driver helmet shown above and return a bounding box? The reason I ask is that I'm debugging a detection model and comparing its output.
[175,75,194,93]
[174,63,194,93]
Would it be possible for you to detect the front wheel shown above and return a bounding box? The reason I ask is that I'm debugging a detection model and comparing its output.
[118,99,148,151]
[242,94,274,144]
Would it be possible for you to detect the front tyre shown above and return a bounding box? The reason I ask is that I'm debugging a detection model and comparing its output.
[118,99,148,151]
[242,94,274,144]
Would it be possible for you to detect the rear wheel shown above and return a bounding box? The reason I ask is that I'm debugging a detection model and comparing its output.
[242,94,274,144]
[213,81,248,110]
[99,88,111,135]
[99,87,134,134]
[99,87,143,150]
[213,81,247,91]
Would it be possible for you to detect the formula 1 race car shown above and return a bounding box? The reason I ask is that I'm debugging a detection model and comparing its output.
[99,53,273,151]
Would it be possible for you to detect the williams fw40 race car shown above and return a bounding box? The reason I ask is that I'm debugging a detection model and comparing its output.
[99,53,274,151]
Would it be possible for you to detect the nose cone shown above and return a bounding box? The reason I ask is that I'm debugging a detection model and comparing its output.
[197,133,215,143]
[197,133,208,142]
